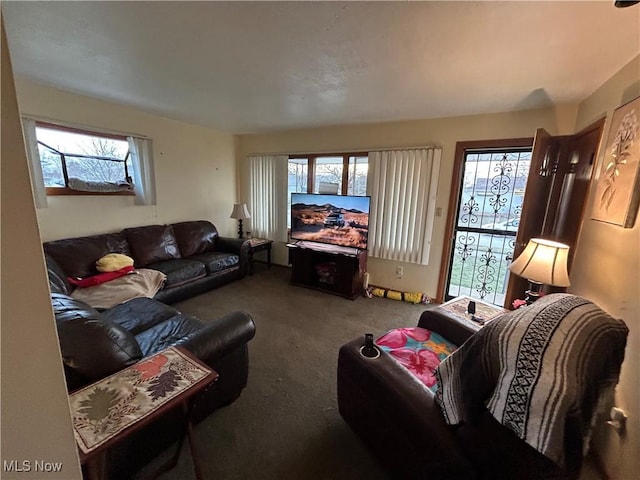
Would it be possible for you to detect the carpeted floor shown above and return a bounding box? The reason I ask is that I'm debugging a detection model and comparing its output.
[140,264,431,480]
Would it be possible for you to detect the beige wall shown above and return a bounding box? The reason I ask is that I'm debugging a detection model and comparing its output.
[237,104,579,298]
[1,19,82,479]
[15,80,238,241]
[570,55,640,479]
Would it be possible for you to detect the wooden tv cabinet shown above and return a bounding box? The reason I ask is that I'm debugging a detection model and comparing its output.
[287,242,367,300]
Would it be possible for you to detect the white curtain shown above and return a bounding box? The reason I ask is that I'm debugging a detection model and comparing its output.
[127,137,156,206]
[21,118,48,208]
[367,148,441,265]
[247,155,288,242]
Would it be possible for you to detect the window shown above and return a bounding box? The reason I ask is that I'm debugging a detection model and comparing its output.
[314,156,343,193]
[347,156,368,196]
[34,122,133,195]
[286,153,368,227]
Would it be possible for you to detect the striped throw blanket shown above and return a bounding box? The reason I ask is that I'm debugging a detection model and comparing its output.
[435,293,628,469]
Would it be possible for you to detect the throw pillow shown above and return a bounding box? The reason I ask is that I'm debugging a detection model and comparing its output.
[96,253,135,272]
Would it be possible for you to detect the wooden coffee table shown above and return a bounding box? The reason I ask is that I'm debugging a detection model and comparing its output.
[69,347,217,480]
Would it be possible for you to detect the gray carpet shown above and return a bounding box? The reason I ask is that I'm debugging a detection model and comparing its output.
[142,264,431,480]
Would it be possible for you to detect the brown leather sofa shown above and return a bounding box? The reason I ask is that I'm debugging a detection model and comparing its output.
[50,290,255,478]
[337,307,582,480]
[42,220,256,478]
[43,220,249,304]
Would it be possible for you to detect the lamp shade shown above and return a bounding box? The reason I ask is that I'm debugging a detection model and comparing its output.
[509,238,571,287]
[230,203,251,220]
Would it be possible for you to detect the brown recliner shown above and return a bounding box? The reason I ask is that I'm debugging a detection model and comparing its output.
[337,296,627,480]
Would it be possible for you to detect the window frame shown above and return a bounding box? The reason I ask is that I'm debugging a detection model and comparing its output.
[35,121,135,196]
[289,152,368,195]
[286,152,368,231]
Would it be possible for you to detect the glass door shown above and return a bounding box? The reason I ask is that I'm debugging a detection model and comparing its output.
[445,148,532,306]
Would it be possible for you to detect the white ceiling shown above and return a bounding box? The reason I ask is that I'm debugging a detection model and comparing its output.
[3,1,640,134]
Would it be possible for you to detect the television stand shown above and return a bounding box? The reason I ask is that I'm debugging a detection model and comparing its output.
[287,242,367,300]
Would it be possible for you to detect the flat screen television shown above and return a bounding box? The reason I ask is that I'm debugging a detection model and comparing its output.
[290,193,370,250]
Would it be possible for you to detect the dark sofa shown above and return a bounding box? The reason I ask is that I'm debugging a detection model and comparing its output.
[43,220,249,304]
[43,220,257,478]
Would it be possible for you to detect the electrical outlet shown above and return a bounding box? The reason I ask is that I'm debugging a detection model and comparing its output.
[435,207,442,217]
[396,266,403,278]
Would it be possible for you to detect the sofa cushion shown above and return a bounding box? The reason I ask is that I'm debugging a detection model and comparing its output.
[190,252,239,274]
[135,314,205,357]
[123,225,181,267]
[171,221,219,257]
[51,293,143,382]
[147,258,207,288]
[44,233,130,279]
[102,297,182,335]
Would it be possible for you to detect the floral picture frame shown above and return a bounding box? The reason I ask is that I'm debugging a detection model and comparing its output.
[592,96,640,228]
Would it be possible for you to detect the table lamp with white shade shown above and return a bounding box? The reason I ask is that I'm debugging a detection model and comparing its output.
[230,203,251,239]
[508,238,571,304]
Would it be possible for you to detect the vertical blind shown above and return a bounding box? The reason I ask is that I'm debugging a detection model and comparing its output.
[247,155,288,242]
[367,148,441,265]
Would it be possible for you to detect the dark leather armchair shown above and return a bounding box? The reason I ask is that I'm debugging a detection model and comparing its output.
[337,294,628,480]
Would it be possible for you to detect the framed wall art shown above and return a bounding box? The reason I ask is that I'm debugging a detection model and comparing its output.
[592,95,640,228]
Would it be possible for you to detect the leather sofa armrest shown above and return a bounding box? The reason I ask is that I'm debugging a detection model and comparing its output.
[216,236,248,254]
[175,311,256,363]
[338,338,475,478]
[417,308,479,346]
[216,237,251,276]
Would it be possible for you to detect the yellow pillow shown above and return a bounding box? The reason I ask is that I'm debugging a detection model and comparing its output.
[96,253,135,272]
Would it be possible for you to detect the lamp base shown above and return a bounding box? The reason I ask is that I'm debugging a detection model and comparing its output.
[525,281,543,304]
[237,219,244,239]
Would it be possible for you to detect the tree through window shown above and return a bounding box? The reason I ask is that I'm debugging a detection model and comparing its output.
[35,122,133,194]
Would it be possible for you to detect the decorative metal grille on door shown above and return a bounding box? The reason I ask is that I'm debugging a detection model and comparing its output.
[446,149,532,305]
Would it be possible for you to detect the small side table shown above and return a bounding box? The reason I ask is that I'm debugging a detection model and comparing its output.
[247,238,273,274]
[439,295,506,330]
[69,346,217,480]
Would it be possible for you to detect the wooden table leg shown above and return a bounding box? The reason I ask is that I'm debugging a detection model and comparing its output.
[186,418,204,480]
[85,452,107,480]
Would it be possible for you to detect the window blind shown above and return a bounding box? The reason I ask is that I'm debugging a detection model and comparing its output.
[247,155,288,242]
[367,148,441,265]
